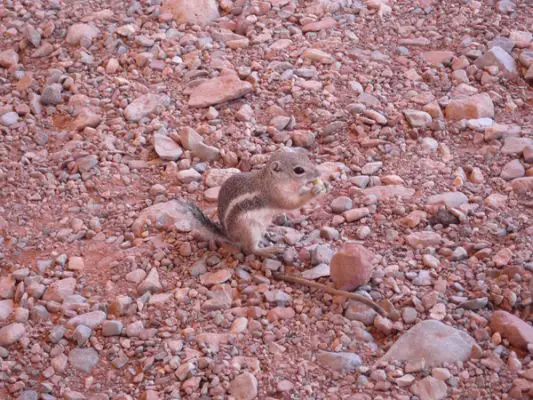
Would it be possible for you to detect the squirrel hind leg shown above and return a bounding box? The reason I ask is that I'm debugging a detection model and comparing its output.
[239,222,281,258]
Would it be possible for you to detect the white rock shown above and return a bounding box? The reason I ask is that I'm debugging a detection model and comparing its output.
[124,94,171,122]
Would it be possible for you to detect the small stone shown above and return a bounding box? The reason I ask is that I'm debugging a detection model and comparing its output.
[177,168,202,183]
[405,232,442,248]
[229,372,258,400]
[302,17,337,32]
[380,320,476,366]
[67,256,85,271]
[445,93,494,121]
[0,111,18,127]
[404,109,433,128]
[343,207,370,222]
[361,161,382,175]
[125,93,171,122]
[102,320,123,336]
[43,278,76,302]
[66,311,106,329]
[0,49,19,69]
[301,264,330,280]
[411,376,447,400]
[330,242,374,291]
[200,269,232,286]
[68,348,99,373]
[66,23,100,46]
[422,254,440,269]
[138,268,163,294]
[316,351,362,372]
[189,72,252,108]
[475,46,518,75]
[501,137,533,154]
[40,84,62,105]
[161,0,220,26]
[422,51,454,66]
[427,192,468,208]
[277,379,294,392]
[74,325,92,345]
[303,48,335,64]
[500,159,525,180]
[0,323,25,346]
[402,307,418,324]
[154,134,183,161]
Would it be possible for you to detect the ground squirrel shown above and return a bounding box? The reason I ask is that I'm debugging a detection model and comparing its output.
[186,151,326,257]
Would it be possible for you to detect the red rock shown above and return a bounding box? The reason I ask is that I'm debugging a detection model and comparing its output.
[490,311,533,350]
[188,72,252,108]
[302,17,337,33]
[405,232,442,248]
[422,51,454,66]
[330,242,375,291]
[445,93,494,121]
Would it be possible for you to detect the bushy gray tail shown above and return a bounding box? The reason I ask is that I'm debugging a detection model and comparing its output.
[184,202,226,239]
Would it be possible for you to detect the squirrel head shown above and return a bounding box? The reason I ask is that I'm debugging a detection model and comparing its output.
[263,151,320,187]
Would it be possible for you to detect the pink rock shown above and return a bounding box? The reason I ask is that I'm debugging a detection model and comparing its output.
[490,310,533,350]
[189,73,252,107]
[500,159,525,180]
[362,185,415,200]
[511,177,533,194]
[405,232,442,248]
[445,93,494,121]
[200,269,232,286]
[492,248,512,267]
[0,49,19,69]
[267,307,296,321]
[422,51,454,67]
[302,17,337,33]
[330,242,375,291]
[161,0,219,25]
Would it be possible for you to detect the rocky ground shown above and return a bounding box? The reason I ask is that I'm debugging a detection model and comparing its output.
[0,0,532,399]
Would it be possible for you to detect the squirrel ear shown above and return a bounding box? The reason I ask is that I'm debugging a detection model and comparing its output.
[271,160,282,172]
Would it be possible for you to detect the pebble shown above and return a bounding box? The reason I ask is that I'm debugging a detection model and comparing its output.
[0,323,25,346]
[445,93,494,120]
[491,311,533,350]
[501,159,525,180]
[0,111,19,126]
[229,372,258,400]
[68,348,99,373]
[403,109,433,128]
[189,72,253,107]
[40,84,62,105]
[316,351,362,372]
[330,242,374,291]
[411,376,448,400]
[381,320,476,366]
[0,49,19,68]
[154,134,183,161]
[125,93,171,122]
[475,46,518,75]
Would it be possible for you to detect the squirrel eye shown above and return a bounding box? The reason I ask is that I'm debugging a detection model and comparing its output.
[293,167,305,175]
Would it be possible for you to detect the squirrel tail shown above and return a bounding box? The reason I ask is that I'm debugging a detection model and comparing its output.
[184,202,226,239]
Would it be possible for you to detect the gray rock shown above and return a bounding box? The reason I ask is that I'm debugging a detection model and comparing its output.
[40,84,62,105]
[331,196,353,213]
[102,320,123,336]
[0,299,14,320]
[0,111,19,126]
[18,391,39,400]
[68,348,99,373]
[66,311,106,329]
[138,268,162,294]
[380,320,476,366]
[474,46,518,75]
[124,93,171,122]
[154,133,183,161]
[24,24,41,47]
[316,351,362,372]
[74,325,92,345]
[404,109,433,128]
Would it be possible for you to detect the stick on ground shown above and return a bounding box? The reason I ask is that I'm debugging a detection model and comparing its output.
[272,272,387,317]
